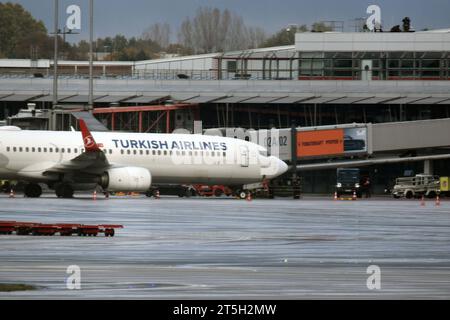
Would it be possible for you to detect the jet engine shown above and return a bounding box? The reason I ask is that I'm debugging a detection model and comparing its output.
[100,167,152,192]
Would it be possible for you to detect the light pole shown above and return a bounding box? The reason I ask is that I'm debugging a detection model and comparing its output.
[88,0,94,111]
[51,0,59,130]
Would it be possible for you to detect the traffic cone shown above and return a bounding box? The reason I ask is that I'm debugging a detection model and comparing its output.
[9,189,14,198]
[421,195,425,206]
[334,192,338,201]
[93,190,97,201]
[436,195,441,207]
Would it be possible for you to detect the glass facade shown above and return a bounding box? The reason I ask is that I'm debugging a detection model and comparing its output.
[298,51,450,80]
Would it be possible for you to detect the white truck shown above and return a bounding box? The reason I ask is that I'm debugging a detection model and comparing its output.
[392,174,441,199]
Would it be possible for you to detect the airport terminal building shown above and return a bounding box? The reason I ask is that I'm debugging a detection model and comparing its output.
[1,30,450,194]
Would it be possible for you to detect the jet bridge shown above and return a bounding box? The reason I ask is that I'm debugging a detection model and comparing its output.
[294,118,450,171]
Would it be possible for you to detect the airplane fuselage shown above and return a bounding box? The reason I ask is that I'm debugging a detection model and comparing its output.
[0,130,288,188]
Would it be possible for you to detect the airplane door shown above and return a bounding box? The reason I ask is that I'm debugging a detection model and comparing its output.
[240,145,249,167]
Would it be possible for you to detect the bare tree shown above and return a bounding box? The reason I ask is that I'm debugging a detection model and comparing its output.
[224,14,247,51]
[246,27,268,49]
[142,23,171,49]
[178,7,267,54]
[178,19,194,52]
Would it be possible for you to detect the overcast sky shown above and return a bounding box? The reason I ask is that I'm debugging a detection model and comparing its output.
[7,0,450,42]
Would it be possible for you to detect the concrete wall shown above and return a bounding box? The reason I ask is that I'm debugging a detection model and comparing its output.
[296,32,450,52]
[134,55,217,73]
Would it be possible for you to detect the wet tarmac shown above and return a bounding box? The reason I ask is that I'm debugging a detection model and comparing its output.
[0,194,449,299]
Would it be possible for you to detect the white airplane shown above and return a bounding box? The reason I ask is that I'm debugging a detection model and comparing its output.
[0,120,288,198]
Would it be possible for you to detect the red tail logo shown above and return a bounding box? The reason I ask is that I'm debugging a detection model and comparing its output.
[79,119,101,152]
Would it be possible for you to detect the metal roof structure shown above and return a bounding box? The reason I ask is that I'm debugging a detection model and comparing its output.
[93,95,137,103]
[213,96,259,104]
[71,111,109,131]
[384,96,430,105]
[0,92,13,99]
[182,95,227,104]
[32,94,77,102]
[269,96,316,104]
[438,99,450,105]
[170,93,199,102]
[1,78,450,105]
[59,95,108,103]
[411,97,450,105]
[121,95,167,104]
[353,96,400,104]
[302,96,344,104]
[243,96,288,104]
[0,93,43,102]
[331,97,375,104]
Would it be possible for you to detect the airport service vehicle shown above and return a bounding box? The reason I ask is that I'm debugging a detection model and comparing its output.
[335,168,362,198]
[440,177,449,197]
[392,174,441,199]
[192,184,233,198]
[0,120,288,198]
[146,184,196,198]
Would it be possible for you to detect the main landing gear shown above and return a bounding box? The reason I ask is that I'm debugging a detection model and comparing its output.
[24,183,42,198]
[55,184,74,199]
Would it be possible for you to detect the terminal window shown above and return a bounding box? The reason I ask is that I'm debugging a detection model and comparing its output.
[298,51,449,80]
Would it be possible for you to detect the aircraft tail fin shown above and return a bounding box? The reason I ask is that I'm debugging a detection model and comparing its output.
[79,119,102,152]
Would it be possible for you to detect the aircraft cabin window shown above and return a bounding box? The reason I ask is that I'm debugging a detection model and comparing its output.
[223,152,226,157]
[152,150,156,155]
[74,148,78,153]
[19,147,23,152]
[38,147,41,152]
[120,150,124,155]
[109,150,112,154]
[157,150,161,156]
[140,150,143,155]
[6,147,10,152]
[55,148,59,153]
[44,148,47,153]
[127,150,131,155]
[146,150,149,155]
[164,151,167,156]
[67,148,71,153]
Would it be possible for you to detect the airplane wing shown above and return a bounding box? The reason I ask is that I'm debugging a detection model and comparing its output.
[43,119,111,175]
